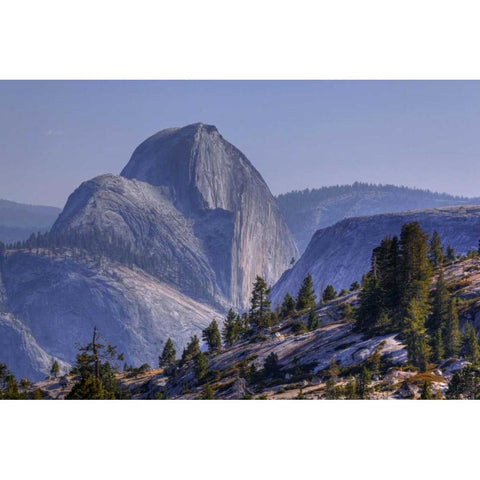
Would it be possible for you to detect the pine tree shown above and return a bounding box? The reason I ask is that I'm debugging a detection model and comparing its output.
[202,320,222,351]
[428,231,444,268]
[356,367,371,399]
[181,335,201,363]
[222,309,243,347]
[403,298,431,371]
[249,276,272,328]
[322,285,337,303]
[201,385,215,399]
[307,308,320,331]
[432,328,444,363]
[429,270,449,332]
[159,338,176,367]
[420,380,433,399]
[349,281,360,292]
[463,322,480,365]
[444,298,461,358]
[194,353,208,382]
[446,245,456,263]
[263,352,280,378]
[50,360,60,379]
[280,293,296,318]
[344,376,358,399]
[296,274,317,310]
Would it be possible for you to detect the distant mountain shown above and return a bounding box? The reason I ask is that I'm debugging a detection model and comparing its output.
[276,183,480,253]
[0,123,298,379]
[0,199,60,243]
[270,205,480,307]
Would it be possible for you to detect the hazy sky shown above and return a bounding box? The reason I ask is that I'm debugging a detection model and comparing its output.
[0,80,479,207]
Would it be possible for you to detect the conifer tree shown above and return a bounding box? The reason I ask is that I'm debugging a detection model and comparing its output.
[356,367,371,399]
[428,231,444,268]
[307,308,320,331]
[344,376,358,399]
[420,380,433,399]
[50,360,60,379]
[263,352,280,378]
[403,298,431,371]
[159,338,176,367]
[444,298,461,358]
[349,281,360,292]
[249,276,272,328]
[446,245,456,263]
[194,352,208,382]
[202,320,222,351]
[322,285,337,303]
[181,335,201,363]
[432,328,444,363]
[429,270,449,333]
[280,293,296,319]
[463,322,480,365]
[222,309,243,347]
[296,274,317,310]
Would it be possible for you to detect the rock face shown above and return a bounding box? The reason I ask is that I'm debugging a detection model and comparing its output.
[271,205,480,306]
[0,199,61,243]
[0,250,221,380]
[0,123,297,379]
[277,183,480,253]
[54,123,298,308]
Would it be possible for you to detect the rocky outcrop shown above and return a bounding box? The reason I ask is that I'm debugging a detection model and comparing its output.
[0,249,221,380]
[271,205,480,306]
[277,183,480,253]
[54,123,298,309]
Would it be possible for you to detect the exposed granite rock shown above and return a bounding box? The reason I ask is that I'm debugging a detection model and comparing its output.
[0,249,221,380]
[271,205,480,306]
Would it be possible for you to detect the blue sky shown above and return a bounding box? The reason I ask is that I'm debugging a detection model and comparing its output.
[0,80,479,207]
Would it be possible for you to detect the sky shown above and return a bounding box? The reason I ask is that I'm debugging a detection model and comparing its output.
[0,80,479,207]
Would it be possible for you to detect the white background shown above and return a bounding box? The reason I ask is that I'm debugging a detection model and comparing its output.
[1,1,480,479]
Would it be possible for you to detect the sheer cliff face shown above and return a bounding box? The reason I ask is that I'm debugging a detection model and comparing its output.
[271,206,480,307]
[55,123,298,309]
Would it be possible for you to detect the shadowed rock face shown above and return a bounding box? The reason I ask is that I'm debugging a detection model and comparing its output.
[54,123,298,309]
[271,205,480,306]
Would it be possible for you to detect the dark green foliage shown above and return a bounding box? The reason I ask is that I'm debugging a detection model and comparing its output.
[202,320,222,352]
[307,309,320,331]
[463,322,480,364]
[222,309,244,347]
[201,385,215,399]
[350,281,360,291]
[432,328,444,363]
[420,380,433,399]
[296,274,317,310]
[338,289,349,297]
[446,365,480,399]
[403,299,431,371]
[50,360,60,378]
[291,321,308,334]
[307,308,320,332]
[66,327,126,399]
[280,293,296,318]
[322,285,337,303]
[159,338,176,367]
[0,364,21,400]
[356,367,371,399]
[194,353,209,382]
[446,245,456,263]
[344,376,357,399]
[263,352,281,378]
[67,374,113,400]
[429,270,449,332]
[181,335,201,364]
[342,303,355,321]
[325,378,338,399]
[444,298,461,358]
[428,231,444,268]
[249,276,272,328]
[32,388,43,400]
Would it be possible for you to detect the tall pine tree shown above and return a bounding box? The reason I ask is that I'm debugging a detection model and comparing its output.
[296,274,317,310]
